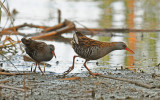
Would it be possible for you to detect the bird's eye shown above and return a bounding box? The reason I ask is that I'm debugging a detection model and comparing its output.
[26,40,29,42]
[123,45,126,48]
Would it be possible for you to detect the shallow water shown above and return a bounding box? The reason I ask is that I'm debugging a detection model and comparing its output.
[1,0,160,75]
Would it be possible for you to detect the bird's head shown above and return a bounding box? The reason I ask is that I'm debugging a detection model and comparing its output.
[114,42,134,54]
[21,38,32,45]
[49,45,56,58]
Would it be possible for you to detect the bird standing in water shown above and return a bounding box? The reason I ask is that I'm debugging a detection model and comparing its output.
[21,38,56,75]
[64,31,134,76]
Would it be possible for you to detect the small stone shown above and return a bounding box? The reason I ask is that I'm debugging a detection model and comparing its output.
[96,62,99,66]
[146,94,149,97]
[110,96,115,98]
[125,96,133,99]
[56,61,59,65]
[0,68,5,72]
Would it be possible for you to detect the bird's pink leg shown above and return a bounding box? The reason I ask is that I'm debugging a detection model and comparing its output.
[38,63,45,75]
[63,56,79,76]
[33,62,38,72]
[44,63,45,72]
[31,63,33,72]
[83,60,101,77]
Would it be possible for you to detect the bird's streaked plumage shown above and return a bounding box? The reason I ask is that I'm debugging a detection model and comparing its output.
[64,31,134,76]
[21,38,56,74]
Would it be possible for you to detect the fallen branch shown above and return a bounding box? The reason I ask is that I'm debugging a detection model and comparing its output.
[1,20,75,39]
[4,23,48,31]
[2,21,160,38]
[0,30,27,36]
[42,21,65,32]
[0,80,9,84]
[0,30,20,35]
[0,72,31,75]
[3,24,26,31]
[31,20,75,39]
[98,74,154,89]
[0,84,27,92]
[24,23,48,29]
[1,23,48,36]
[77,28,160,33]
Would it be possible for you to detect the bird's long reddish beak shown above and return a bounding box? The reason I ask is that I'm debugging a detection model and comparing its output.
[52,51,56,58]
[125,47,134,54]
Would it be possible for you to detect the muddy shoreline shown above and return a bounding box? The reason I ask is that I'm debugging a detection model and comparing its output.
[0,69,160,100]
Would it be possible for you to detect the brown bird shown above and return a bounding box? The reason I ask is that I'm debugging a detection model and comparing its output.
[64,31,134,76]
[21,38,56,75]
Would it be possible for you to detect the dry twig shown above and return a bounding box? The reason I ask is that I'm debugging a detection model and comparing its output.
[98,74,154,89]
[0,72,31,75]
[31,20,75,39]
[58,77,81,81]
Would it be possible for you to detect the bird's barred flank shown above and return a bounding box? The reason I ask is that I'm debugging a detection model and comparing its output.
[63,31,134,77]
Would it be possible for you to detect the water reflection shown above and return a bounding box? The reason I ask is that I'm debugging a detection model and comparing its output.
[109,1,126,67]
[1,0,160,74]
[5,0,101,28]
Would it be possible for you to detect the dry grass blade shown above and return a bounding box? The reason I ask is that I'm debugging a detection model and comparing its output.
[0,40,21,48]
[0,1,14,29]
[0,1,20,50]
[2,36,15,47]
[0,3,1,23]
[58,77,81,81]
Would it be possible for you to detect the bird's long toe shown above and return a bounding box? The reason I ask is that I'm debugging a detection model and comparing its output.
[90,72,102,77]
[63,66,74,76]
[33,68,37,73]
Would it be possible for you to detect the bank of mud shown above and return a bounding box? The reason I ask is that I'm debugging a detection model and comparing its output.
[1,69,160,100]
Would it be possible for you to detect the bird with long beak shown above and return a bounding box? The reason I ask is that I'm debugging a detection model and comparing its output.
[21,38,56,75]
[63,31,134,77]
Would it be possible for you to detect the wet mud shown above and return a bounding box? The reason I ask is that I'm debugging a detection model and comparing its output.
[1,69,160,100]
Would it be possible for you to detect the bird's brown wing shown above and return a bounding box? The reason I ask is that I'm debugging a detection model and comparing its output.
[26,40,47,52]
[77,35,116,48]
[35,41,47,52]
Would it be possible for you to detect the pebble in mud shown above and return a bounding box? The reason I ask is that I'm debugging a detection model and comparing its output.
[56,61,59,65]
